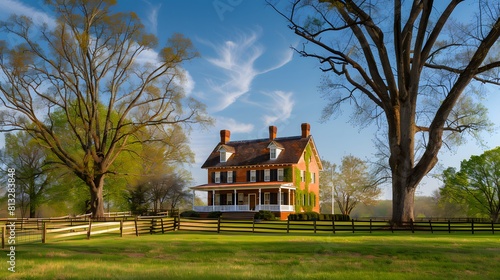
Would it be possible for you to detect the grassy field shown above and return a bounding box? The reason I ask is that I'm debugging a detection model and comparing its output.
[1,232,499,280]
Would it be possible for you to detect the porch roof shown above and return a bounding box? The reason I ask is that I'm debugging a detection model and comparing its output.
[191,182,295,191]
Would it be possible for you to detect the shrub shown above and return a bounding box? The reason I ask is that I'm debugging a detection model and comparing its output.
[180,210,200,218]
[254,210,275,220]
[333,214,350,221]
[304,211,320,221]
[207,211,222,218]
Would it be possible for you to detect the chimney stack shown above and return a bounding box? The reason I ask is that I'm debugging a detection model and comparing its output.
[220,130,230,144]
[269,125,277,140]
[301,123,310,138]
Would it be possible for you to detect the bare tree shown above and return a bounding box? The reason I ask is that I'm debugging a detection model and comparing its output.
[269,0,500,224]
[0,0,209,218]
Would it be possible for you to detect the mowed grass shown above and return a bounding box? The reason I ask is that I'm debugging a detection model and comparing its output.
[1,232,499,280]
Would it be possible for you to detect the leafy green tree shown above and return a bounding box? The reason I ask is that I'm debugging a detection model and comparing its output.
[440,147,500,222]
[0,0,210,218]
[1,132,52,217]
[331,155,382,215]
[269,0,500,224]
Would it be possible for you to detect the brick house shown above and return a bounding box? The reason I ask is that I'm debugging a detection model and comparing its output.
[191,123,322,220]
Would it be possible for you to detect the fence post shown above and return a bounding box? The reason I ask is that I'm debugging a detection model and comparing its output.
[42,222,47,244]
[161,218,164,234]
[287,219,290,234]
[134,217,139,237]
[369,219,372,234]
[217,217,221,233]
[87,220,92,239]
[410,219,414,233]
[448,220,451,233]
[492,221,495,234]
[252,218,255,233]
[119,220,123,237]
[314,220,317,234]
[429,220,433,234]
[471,220,474,234]
[150,219,154,235]
[332,218,336,234]
[176,217,180,231]
[351,219,355,233]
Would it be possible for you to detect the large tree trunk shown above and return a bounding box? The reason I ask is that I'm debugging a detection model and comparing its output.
[392,179,417,225]
[88,175,105,219]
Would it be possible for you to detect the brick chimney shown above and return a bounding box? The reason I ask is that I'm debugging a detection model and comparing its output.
[301,123,310,138]
[220,130,230,144]
[269,125,277,140]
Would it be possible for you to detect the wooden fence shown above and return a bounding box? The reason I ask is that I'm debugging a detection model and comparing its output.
[1,217,498,248]
[0,216,177,247]
[177,217,500,235]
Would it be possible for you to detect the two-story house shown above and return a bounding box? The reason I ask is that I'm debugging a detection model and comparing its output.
[191,123,322,220]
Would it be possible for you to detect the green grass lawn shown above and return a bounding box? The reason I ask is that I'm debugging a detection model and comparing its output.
[1,232,499,280]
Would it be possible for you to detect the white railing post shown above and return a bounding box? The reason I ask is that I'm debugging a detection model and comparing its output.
[234,189,237,211]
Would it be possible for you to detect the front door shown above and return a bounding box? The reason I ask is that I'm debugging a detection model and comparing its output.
[249,194,256,211]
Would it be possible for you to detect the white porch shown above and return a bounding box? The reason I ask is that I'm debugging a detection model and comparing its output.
[193,204,295,212]
[191,182,296,213]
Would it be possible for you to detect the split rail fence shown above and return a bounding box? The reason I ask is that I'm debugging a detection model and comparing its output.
[1,217,498,247]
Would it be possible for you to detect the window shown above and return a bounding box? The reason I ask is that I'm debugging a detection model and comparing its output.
[311,172,316,184]
[250,170,256,182]
[227,171,233,183]
[270,148,277,159]
[278,168,284,181]
[227,193,233,205]
[264,192,270,205]
[215,172,220,183]
[220,152,227,162]
[264,169,270,182]
[301,170,305,182]
[215,194,220,205]
[238,193,244,204]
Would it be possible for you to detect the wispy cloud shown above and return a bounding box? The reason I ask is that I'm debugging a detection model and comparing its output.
[202,30,293,112]
[0,0,55,28]
[261,91,295,126]
[141,0,161,35]
[216,117,254,133]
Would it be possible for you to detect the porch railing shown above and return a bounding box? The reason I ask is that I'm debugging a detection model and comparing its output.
[193,205,294,212]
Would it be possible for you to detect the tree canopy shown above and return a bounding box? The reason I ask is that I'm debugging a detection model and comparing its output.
[440,147,500,222]
[269,0,500,223]
[0,0,210,218]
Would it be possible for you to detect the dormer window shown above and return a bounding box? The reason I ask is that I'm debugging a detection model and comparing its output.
[268,141,284,160]
[270,148,277,159]
[218,145,235,163]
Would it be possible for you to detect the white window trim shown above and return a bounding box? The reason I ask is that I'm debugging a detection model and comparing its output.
[270,148,277,159]
[215,172,220,183]
[264,192,270,205]
[227,193,232,204]
[250,170,256,182]
[264,169,270,182]
[220,152,227,162]
[301,170,305,182]
[278,168,284,181]
[227,171,233,183]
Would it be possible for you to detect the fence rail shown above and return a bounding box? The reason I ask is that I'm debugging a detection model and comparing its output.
[1,217,498,248]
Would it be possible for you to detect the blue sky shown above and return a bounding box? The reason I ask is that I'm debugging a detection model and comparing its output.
[0,0,499,199]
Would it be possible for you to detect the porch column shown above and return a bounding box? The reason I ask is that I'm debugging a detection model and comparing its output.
[258,188,261,210]
[288,189,291,205]
[212,190,215,211]
[278,187,282,206]
[234,189,237,211]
